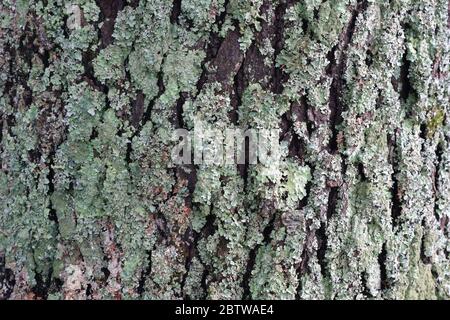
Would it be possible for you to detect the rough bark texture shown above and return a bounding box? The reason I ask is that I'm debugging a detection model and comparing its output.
[1,0,449,300]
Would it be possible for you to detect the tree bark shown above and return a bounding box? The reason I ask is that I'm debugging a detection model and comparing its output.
[0,0,449,300]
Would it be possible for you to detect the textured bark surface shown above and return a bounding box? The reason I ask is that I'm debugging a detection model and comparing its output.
[0,0,449,300]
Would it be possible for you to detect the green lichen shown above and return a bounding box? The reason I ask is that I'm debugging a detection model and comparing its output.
[0,0,449,300]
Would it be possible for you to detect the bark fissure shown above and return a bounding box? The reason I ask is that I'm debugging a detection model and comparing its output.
[378,243,388,290]
[328,0,368,152]
[96,0,125,48]
[389,132,402,228]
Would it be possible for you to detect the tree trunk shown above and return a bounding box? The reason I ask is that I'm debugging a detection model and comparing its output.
[1,0,449,300]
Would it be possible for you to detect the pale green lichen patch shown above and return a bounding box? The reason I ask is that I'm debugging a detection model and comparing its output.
[0,0,449,300]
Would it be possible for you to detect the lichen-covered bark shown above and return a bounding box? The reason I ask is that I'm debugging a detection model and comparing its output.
[0,0,449,300]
